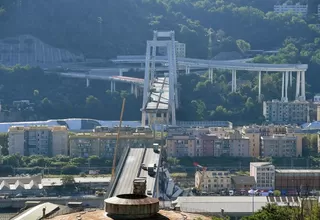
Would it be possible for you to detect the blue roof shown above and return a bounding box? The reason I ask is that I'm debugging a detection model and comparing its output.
[301,121,320,130]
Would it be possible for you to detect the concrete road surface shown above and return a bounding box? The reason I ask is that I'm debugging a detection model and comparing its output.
[112,148,145,196]
[139,148,160,196]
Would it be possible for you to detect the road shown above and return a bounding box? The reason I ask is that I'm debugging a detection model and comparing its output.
[139,148,160,196]
[111,148,145,196]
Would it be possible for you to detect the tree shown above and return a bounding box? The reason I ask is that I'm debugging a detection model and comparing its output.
[242,203,295,220]
[61,175,75,186]
[236,39,251,54]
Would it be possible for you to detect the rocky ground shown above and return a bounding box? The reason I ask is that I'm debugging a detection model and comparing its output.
[48,209,213,220]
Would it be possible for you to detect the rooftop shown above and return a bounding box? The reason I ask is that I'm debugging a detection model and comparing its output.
[173,196,269,214]
[12,202,59,220]
[276,169,320,174]
[250,162,273,167]
[42,177,111,187]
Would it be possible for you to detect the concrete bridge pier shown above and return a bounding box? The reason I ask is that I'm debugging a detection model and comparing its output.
[231,69,237,92]
[86,78,90,87]
[208,68,213,83]
[110,81,116,92]
[185,66,190,74]
[258,71,262,102]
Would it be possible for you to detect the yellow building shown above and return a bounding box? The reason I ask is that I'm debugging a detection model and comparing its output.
[195,171,231,193]
[69,129,153,158]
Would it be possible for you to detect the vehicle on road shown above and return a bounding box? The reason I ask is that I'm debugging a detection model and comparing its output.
[147,164,155,176]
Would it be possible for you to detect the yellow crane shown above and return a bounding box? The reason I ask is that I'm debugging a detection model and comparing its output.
[111,98,126,181]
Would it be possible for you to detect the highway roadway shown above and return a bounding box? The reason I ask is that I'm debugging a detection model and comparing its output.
[111,148,145,196]
[139,148,160,197]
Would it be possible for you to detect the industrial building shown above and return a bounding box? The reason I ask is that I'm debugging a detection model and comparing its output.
[8,126,68,156]
[275,169,320,195]
[0,175,43,196]
[263,100,309,124]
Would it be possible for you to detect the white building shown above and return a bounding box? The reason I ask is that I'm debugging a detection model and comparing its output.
[314,94,320,103]
[274,3,320,18]
[263,100,309,124]
[274,3,307,16]
[250,162,275,190]
[158,41,186,58]
[8,126,68,157]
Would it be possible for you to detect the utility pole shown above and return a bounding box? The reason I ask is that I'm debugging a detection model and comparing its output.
[111,98,126,181]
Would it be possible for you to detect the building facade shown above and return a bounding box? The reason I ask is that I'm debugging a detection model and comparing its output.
[195,171,231,193]
[8,126,68,156]
[69,128,153,158]
[275,169,320,195]
[242,125,303,158]
[250,162,275,190]
[263,100,309,124]
[166,132,196,158]
[274,3,308,16]
[158,41,186,58]
[261,135,298,157]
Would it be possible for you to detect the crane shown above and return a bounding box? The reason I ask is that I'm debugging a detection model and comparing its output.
[193,162,207,195]
[111,98,126,181]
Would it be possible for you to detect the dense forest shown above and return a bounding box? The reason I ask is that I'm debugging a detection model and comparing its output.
[1,0,320,123]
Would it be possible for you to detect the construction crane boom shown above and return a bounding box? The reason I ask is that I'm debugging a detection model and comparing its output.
[111,98,126,181]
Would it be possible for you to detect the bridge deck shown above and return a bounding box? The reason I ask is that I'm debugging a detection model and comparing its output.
[139,148,160,197]
[113,55,308,72]
[146,77,169,111]
[111,148,145,196]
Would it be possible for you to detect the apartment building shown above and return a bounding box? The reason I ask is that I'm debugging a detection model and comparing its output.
[8,126,68,156]
[166,131,196,158]
[195,171,231,193]
[250,162,275,190]
[263,100,309,124]
[158,41,186,58]
[274,3,320,18]
[261,135,298,157]
[69,128,153,158]
[242,126,261,157]
[274,3,308,16]
[242,125,303,158]
[197,130,250,157]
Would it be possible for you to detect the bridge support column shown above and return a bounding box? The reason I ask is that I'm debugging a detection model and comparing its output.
[110,81,116,92]
[185,66,190,74]
[289,71,292,87]
[258,71,261,102]
[281,72,285,101]
[134,85,138,98]
[86,78,90,88]
[131,83,134,94]
[209,68,213,83]
[284,71,289,102]
[296,71,301,100]
[231,69,237,92]
[301,71,306,101]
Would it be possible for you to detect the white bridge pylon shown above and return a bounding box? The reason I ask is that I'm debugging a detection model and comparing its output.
[141,31,178,127]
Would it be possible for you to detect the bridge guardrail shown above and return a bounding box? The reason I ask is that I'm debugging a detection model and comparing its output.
[137,146,147,178]
[107,145,130,198]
